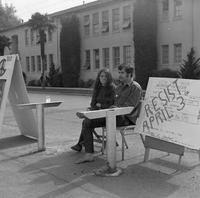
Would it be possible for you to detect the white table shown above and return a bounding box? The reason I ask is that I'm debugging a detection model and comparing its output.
[17,101,62,151]
[77,106,134,172]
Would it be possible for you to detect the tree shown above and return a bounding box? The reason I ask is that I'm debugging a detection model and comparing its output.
[133,0,158,89]
[0,35,11,55]
[179,48,200,79]
[0,4,21,30]
[60,15,81,87]
[28,12,56,87]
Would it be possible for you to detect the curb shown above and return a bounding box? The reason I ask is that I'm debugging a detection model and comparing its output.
[27,86,93,96]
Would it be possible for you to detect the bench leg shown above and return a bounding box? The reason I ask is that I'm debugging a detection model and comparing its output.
[122,133,125,161]
[144,147,150,162]
[102,128,105,154]
[119,130,128,149]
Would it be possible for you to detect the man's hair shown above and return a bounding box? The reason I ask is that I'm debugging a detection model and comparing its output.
[118,63,134,77]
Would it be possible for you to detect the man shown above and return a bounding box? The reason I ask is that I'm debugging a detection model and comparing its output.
[72,64,142,163]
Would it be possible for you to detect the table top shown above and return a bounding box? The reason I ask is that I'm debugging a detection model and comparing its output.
[17,101,63,109]
[76,106,134,119]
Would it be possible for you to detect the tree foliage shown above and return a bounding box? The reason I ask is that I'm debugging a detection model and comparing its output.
[133,0,158,89]
[179,48,200,79]
[0,4,21,30]
[60,15,81,87]
[47,64,63,87]
[0,35,11,55]
[28,12,56,87]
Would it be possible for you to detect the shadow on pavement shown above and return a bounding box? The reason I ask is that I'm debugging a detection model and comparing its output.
[19,150,185,198]
[0,135,36,150]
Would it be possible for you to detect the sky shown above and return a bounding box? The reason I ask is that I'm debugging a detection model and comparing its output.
[2,0,96,22]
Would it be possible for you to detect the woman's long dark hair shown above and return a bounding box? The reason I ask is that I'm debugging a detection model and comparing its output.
[93,69,113,96]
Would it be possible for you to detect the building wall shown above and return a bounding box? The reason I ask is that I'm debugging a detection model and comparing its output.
[0,22,60,82]
[157,0,196,72]
[193,0,200,58]
[1,0,200,83]
[77,0,134,80]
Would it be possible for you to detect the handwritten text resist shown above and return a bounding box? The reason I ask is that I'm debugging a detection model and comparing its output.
[143,79,185,132]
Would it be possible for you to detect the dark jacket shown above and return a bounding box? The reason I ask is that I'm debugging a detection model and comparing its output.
[115,80,142,124]
[90,85,115,110]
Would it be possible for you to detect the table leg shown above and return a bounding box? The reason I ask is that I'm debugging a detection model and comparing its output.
[106,110,116,170]
[36,104,45,151]
[94,110,123,176]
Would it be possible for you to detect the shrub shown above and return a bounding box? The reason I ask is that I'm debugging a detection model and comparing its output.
[179,48,200,79]
[27,79,41,86]
[47,64,63,87]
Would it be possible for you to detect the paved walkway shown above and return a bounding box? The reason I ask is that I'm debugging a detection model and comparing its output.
[0,92,200,198]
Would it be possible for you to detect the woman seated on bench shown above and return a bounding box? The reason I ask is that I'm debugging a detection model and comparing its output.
[71,69,115,150]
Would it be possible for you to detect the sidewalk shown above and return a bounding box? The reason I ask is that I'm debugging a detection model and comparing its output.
[0,92,200,198]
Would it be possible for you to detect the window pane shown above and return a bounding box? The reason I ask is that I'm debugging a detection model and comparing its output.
[123,46,131,65]
[112,8,120,31]
[162,45,169,64]
[113,47,120,68]
[84,15,90,36]
[85,50,91,70]
[30,29,34,45]
[123,6,131,22]
[162,0,169,11]
[31,56,35,72]
[93,13,99,35]
[26,57,30,72]
[174,43,182,63]
[94,49,100,69]
[48,30,52,42]
[103,48,109,68]
[37,55,41,72]
[25,30,29,46]
[174,0,182,17]
[102,10,109,33]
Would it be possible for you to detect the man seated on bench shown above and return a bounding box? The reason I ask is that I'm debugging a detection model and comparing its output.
[72,63,142,164]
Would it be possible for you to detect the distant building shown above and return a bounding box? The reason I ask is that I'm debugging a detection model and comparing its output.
[0,0,200,82]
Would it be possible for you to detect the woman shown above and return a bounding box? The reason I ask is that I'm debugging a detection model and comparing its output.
[90,69,115,110]
[71,69,115,161]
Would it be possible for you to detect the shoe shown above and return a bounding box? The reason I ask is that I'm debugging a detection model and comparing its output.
[75,153,95,164]
[71,144,82,152]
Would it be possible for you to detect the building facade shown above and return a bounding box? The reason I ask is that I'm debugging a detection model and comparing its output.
[0,0,200,82]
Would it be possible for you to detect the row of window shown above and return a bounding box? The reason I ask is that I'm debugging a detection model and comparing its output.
[83,5,131,37]
[25,29,53,46]
[161,0,183,20]
[84,46,131,70]
[26,54,54,73]
[161,43,182,65]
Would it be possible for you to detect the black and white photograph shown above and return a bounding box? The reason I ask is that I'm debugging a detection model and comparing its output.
[0,0,200,197]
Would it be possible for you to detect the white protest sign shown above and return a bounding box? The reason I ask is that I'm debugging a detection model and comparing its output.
[135,77,200,150]
[0,55,38,138]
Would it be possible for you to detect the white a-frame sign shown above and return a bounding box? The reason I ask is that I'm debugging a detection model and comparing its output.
[0,54,38,138]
